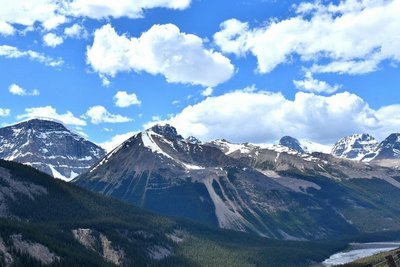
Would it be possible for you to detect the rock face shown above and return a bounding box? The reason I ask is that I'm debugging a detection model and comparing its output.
[11,234,59,265]
[72,228,125,266]
[330,133,400,169]
[367,133,400,168]
[0,119,106,181]
[0,166,48,218]
[75,125,400,240]
[331,134,378,161]
[279,136,305,153]
[0,237,13,267]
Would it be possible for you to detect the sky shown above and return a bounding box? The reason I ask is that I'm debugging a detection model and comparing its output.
[1,0,400,151]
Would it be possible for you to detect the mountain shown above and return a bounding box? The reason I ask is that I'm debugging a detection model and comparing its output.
[0,159,345,267]
[279,136,305,153]
[330,133,400,169]
[331,134,378,161]
[298,139,333,154]
[75,125,400,241]
[367,133,400,168]
[0,119,106,181]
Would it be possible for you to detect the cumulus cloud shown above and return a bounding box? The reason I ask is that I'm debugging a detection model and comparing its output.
[84,105,133,124]
[293,72,342,94]
[0,21,14,36]
[214,0,400,75]
[64,23,88,39]
[43,33,64,47]
[0,0,66,31]
[0,45,63,67]
[0,108,11,117]
[17,106,86,126]
[9,84,40,96]
[100,131,137,152]
[68,0,191,19]
[87,24,234,87]
[0,0,191,34]
[201,87,214,97]
[145,88,400,144]
[114,91,141,108]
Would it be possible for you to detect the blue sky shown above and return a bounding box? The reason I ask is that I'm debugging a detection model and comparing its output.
[1,0,400,150]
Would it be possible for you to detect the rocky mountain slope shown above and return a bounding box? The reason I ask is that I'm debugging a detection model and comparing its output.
[75,125,400,240]
[0,159,343,267]
[279,136,306,153]
[331,134,379,161]
[0,119,106,181]
[365,133,400,168]
[331,133,400,169]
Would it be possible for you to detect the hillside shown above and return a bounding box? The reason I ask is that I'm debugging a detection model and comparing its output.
[0,159,346,266]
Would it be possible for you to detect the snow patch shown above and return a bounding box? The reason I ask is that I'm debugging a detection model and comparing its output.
[141,130,174,160]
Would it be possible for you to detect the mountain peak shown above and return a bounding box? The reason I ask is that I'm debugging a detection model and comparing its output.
[148,124,183,140]
[186,136,202,144]
[331,133,378,161]
[10,118,67,131]
[279,136,305,153]
[0,119,106,181]
[370,133,400,163]
[383,133,400,143]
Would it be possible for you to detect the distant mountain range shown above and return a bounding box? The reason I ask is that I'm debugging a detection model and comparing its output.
[0,119,106,181]
[75,124,400,240]
[2,119,400,241]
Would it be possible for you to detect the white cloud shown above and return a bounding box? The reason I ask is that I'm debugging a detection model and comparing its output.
[114,91,141,108]
[43,33,64,47]
[0,0,191,34]
[17,106,86,126]
[214,19,250,56]
[201,87,214,97]
[145,88,400,144]
[0,45,63,67]
[64,23,88,39]
[375,105,400,133]
[0,0,191,35]
[0,0,66,31]
[0,108,11,117]
[84,105,133,124]
[214,0,400,75]
[87,24,234,87]
[68,0,191,19]
[293,72,342,94]
[9,84,40,96]
[100,131,137,152]
[0,21,14,36]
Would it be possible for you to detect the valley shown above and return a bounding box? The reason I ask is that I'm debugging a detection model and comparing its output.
[1,119,400,266]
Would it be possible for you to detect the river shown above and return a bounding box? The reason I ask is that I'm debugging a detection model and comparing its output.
[322,241,400,266]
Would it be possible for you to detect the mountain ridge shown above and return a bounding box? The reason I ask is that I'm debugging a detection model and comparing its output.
[0,119,106,181]
[75,124,400,241]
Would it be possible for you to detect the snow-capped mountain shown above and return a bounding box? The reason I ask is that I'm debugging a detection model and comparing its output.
[366,133,400,168]
[0,119,106,181]
[75,124,400,240]
[330,133,400,168]
[331,134,379,161]
[298,139,333,154]
[208,137,332,156]
[279,136,305,153]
